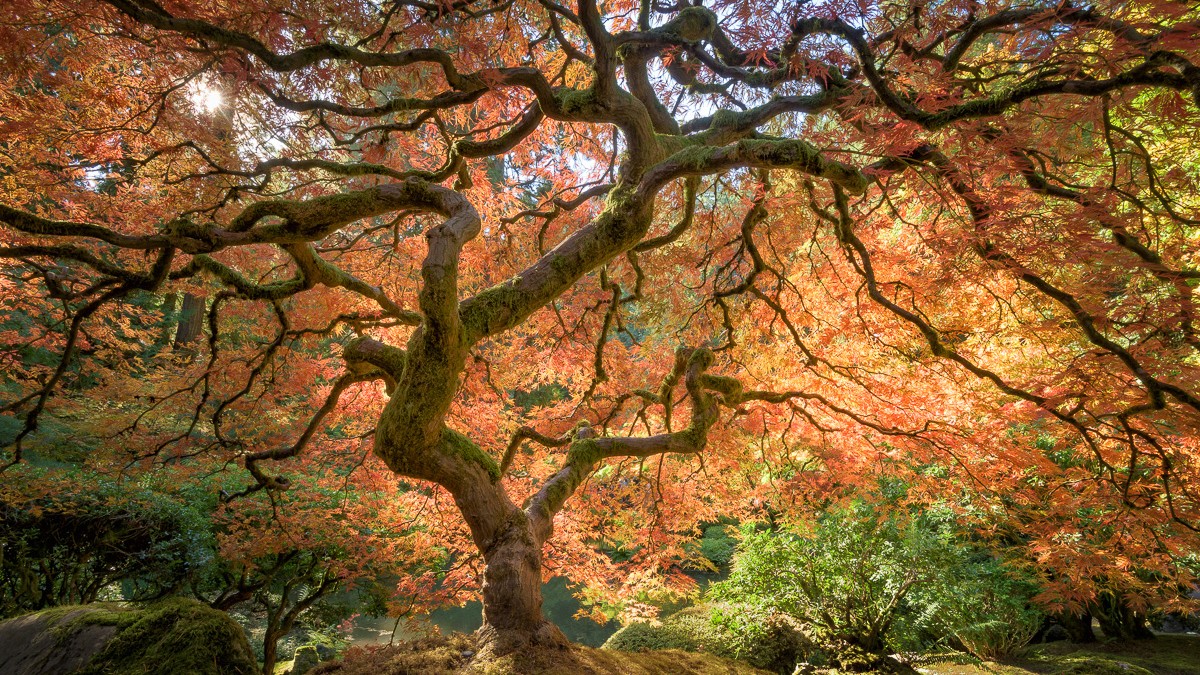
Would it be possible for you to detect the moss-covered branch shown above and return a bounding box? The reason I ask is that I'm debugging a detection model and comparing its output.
[343,336,408,380]
[641,138,868,196]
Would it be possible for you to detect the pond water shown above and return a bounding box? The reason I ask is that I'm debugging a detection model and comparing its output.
[349,576,619,647]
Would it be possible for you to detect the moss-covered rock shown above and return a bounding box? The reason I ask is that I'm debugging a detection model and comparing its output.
[0,598,257,675]
[0,607,118,675]
[288,644,322,675]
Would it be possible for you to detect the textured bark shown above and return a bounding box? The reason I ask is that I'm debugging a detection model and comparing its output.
[157,292,178,345]
[475,510,567,656]
[172,292,205,347]
[261,631,280,675]
[438,463,568,655]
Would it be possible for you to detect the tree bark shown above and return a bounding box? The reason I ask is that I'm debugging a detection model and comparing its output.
[158,292,178,346]
[173,292,205,348]
[261,626,280,675]
[440,465,568,657]
[474,509,567,656]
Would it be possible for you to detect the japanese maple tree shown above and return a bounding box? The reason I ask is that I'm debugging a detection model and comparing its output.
[2,0,1200,656]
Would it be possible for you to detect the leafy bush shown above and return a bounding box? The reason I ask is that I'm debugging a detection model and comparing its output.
[604,619,695,652]
[709,499,1044,667]
[706,603,814,673]
[917,553,1043,660]
[679,524,738,573]
[0,473,214,617]
[696,525,737,568]
[709,503,957,655]
[603,603,812,673]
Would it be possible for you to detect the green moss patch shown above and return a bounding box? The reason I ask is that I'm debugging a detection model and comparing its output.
[442,427,501,482]
[1049,657,1155,675]
[59,598,256,675]
[313,634,474,675]
[1022,636,1200,675]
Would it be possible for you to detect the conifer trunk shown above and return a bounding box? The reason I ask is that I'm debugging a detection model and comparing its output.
[173,293,205,348]
[158,292,178,346]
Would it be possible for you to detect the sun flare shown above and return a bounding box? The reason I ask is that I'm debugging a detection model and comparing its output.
[187,82,224,114]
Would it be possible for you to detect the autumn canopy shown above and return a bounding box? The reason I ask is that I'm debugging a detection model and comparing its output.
[1,0,1199,658]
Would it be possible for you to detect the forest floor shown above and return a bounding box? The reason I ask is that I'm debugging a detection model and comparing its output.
[921,634,1200,675]
[310,633,769,674]
[307,632,1200,675]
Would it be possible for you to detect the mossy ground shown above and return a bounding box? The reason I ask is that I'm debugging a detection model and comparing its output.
[921,635,1200,675]
[312,632,770,674]
[312,632,1200,675]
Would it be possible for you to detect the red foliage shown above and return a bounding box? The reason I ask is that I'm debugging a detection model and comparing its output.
[1,0,1198,632]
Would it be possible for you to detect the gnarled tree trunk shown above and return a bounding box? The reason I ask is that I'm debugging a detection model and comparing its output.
[474,509,566,655]
[438,460,568,656]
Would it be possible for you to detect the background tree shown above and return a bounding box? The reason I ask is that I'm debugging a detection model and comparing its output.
[0,462,447,675]
[2,0,1199,658]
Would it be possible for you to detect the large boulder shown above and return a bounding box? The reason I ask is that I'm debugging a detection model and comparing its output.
[0,597,257,675]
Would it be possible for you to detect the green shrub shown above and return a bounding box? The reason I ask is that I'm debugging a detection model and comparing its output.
[696,525,737,568]
[917,554,1043,660]
[709,504,957,655]
[0,474,214,618]
[603,617,698,653]
[603,603,812,673]
[706,603,814,673]
[709,499,1044,667]
[678,524,738,573]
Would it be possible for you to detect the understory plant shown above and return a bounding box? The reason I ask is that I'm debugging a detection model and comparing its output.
[709,499,1044,668]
